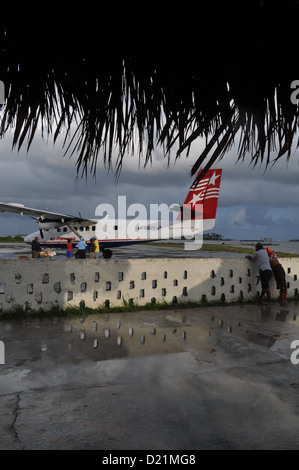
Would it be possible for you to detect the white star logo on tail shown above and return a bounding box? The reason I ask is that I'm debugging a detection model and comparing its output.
[209,172,220,186]
[190,192,203,206]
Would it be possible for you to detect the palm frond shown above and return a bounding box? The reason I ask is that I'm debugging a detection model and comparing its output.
[1,1,299,181]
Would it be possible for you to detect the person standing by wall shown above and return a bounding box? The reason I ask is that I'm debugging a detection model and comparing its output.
[76,237,87,259]
[66,238,73,260]
[246,243,272,304]
[89,237,95,259]
[31,237,41,259]
[93,237,100,259]
[266,247,287,305]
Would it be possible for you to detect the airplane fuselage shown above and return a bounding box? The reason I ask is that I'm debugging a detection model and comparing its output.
[23,217,208,251]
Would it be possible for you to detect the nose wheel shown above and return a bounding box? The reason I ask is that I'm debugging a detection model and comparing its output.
[103,248,112,259]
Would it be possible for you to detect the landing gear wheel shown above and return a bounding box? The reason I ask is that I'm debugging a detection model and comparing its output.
[103,249,112,259]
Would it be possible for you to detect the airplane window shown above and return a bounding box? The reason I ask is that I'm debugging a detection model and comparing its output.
[85,226,89,231]
[74,226,78,231]
[57,228,61,232]
[92,226,96,231]
[79,227,83,232]
[63,227,67,232]
[114,225,118,231]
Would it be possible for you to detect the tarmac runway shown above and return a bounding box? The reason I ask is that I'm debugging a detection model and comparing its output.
[0,242,245,259]
[1,301,299,450]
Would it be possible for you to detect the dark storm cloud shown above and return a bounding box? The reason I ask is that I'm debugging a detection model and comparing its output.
[1,128,299,240]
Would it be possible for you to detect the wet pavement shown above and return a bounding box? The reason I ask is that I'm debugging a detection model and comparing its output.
[1,301,299,450]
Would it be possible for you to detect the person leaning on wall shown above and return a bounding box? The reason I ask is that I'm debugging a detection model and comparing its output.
[245,242,272,304]
[265,247,287,305]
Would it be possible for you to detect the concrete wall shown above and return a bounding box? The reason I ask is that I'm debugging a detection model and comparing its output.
[0,257,298,312]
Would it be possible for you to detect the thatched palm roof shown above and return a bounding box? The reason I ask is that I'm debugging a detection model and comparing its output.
[1,1,299,182]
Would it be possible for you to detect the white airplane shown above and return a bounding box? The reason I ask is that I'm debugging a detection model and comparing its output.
[0,168,222,258]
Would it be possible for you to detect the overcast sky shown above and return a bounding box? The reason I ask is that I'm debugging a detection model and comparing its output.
[0,127,299,241]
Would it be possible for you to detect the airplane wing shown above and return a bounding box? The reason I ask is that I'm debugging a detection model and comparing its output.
[0,202,92,224]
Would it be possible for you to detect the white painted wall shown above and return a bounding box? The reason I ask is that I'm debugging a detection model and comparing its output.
[0,257,298,312]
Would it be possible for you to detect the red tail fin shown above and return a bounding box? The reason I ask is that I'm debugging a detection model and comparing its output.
[177,169,222,228]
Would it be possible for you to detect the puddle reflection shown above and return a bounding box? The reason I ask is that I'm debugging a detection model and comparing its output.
[259,304,299,326]
[1,311,211,366]
[62,312,210,361]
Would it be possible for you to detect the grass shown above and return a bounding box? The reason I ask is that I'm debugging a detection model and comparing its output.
[1,295,298,319]
[0,235,25,243]
[0,299,202,319]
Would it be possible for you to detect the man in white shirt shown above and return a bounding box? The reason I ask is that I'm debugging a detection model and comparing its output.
[246,243,272,304]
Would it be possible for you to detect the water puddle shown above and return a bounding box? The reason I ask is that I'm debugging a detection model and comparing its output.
[0,311,210,367]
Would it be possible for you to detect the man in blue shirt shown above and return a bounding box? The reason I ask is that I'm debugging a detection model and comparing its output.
[246,243,272,304]
[76,237,87,259]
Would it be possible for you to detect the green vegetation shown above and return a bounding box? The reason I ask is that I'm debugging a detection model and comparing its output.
[151,242,299,258]
[203,232,223,240]
[1,294,299,320]
[0,299,204,319]
[0,235,25,243]
[202,244,252,254]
